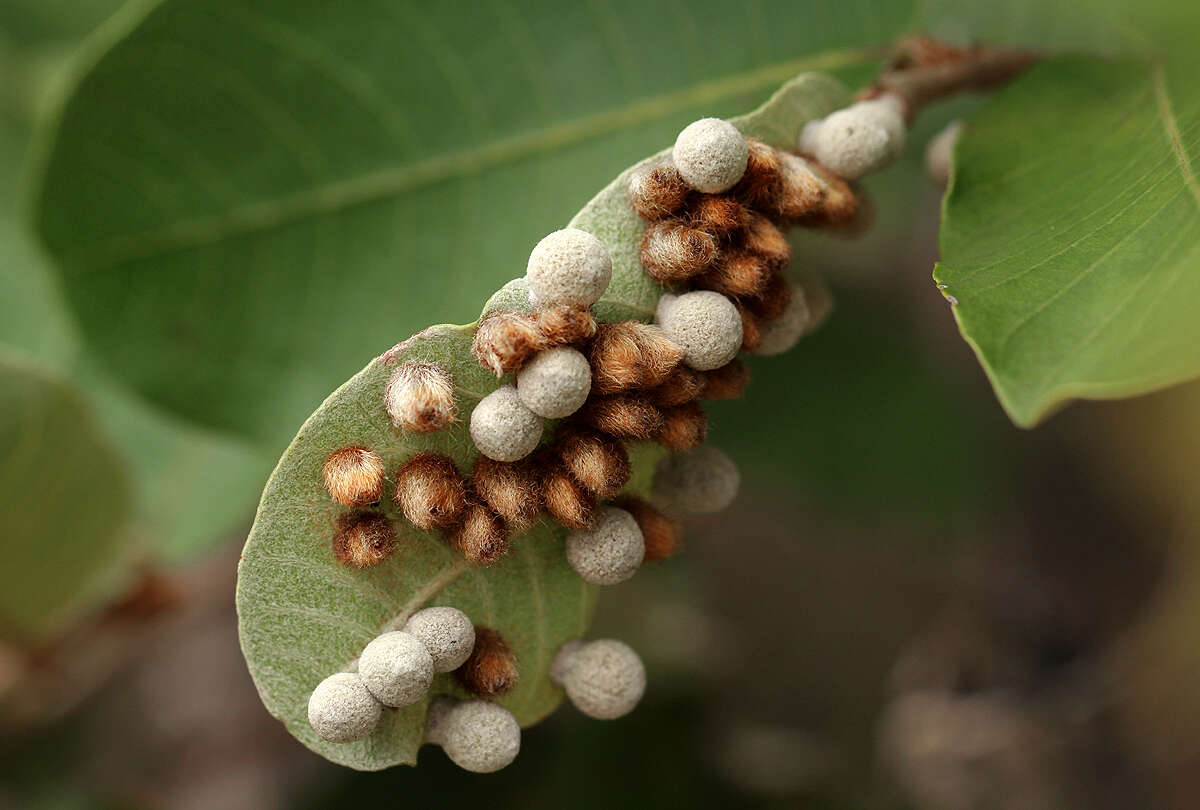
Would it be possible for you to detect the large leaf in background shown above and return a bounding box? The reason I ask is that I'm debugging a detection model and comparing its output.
[31,0,908,445]
[1,6,268,569]
[0,349,131,640]
[925,0,1200,426]
[0,171,268,564]
[237,73,850,770]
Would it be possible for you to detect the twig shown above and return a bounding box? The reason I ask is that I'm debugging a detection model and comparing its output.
[864,36,1041,121]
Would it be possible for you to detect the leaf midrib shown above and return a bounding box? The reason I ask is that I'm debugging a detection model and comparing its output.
[56,46,881,270]
[1152,60,1200,209]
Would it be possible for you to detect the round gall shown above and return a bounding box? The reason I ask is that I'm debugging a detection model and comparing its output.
[517,346,592,419]
[470,385,544,462]
[655,291,743,371]
[525,228,612,308]
[672,118,749,193]
[308,672,382,743]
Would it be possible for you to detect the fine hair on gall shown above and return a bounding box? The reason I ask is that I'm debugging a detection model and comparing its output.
[394,452,467,531]
[332,512,397,568]
[472,310,546,376]
[455,627,519,698]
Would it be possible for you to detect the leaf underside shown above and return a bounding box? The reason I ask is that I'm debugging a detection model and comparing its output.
[235,73,851,770]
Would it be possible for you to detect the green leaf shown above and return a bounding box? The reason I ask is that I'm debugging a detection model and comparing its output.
[236,72,851,770]
[1,58,266,567]
[0,348,132,640]
[915,0,1200,426]
[30,0,902,444]
[934,53,1200,426]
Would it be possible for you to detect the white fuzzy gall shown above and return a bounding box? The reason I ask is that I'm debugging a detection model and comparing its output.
[307,672,382,743]
[425,697,521,773]
[798,95,907,180]
[672,118,749,193]
[565,506,645,586]
[754,280,811,356]
[925,119,964,187]
[403,606,476,673]
[655,291,743,371]
[551,639,646,720]
[470,385,544,462]
[357,631,435,707]
[516,346,592,419]
[525,228,612,308]
[653,445,740,515]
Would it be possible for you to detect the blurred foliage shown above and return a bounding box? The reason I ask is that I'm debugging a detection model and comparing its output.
[0,349,130,640]
[0,0,269,642]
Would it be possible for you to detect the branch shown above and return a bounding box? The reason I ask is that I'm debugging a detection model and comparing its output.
[864,37,1041,121]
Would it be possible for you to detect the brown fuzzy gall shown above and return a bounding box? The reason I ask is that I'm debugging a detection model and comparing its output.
[541,461,598,530]
[736,302,763,352]
[395,453,467,531]
[448,501,510,564]
[322,446,386,507]
[688,195,747,237]
[535,304,597,346]
[585,322,643,394]
[742,213,791,269]
[695,249,773,299]
[639,221,719,282]
[556,428,631,498]
[732,138,783,211]
[332,512,396,568]
[805,162,859,225]
[587,322,683,395]
[575,395,664,440]
[612,495,681,563]
[646,366,705,408]
[455,627,519,697]
[470,457,541,530]
[702,360,750,400]
[773,152,827,222]
[657,402,708,451]
[472,310,547,376]
[628,164,690,220]
[747,273,793,321]
[384,362,456,433]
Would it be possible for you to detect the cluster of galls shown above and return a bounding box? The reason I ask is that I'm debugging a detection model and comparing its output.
[307,605,528,771]
[308,600,643,773]
[634,117,855,358]
[310,101,904,772]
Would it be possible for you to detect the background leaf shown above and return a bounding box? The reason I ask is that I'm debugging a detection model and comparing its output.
[0,348,132,640]
[1,1,269,600]
[31,0,907,446]
[236,73,851,770]
[926,1,1200,425]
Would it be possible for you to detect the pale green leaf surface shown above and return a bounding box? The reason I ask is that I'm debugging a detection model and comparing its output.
[236,74,849,770]
[31,0,904,444]
[0,348,131,640]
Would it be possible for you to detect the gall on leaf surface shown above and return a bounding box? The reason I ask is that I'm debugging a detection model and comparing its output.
[235,73,851,770]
